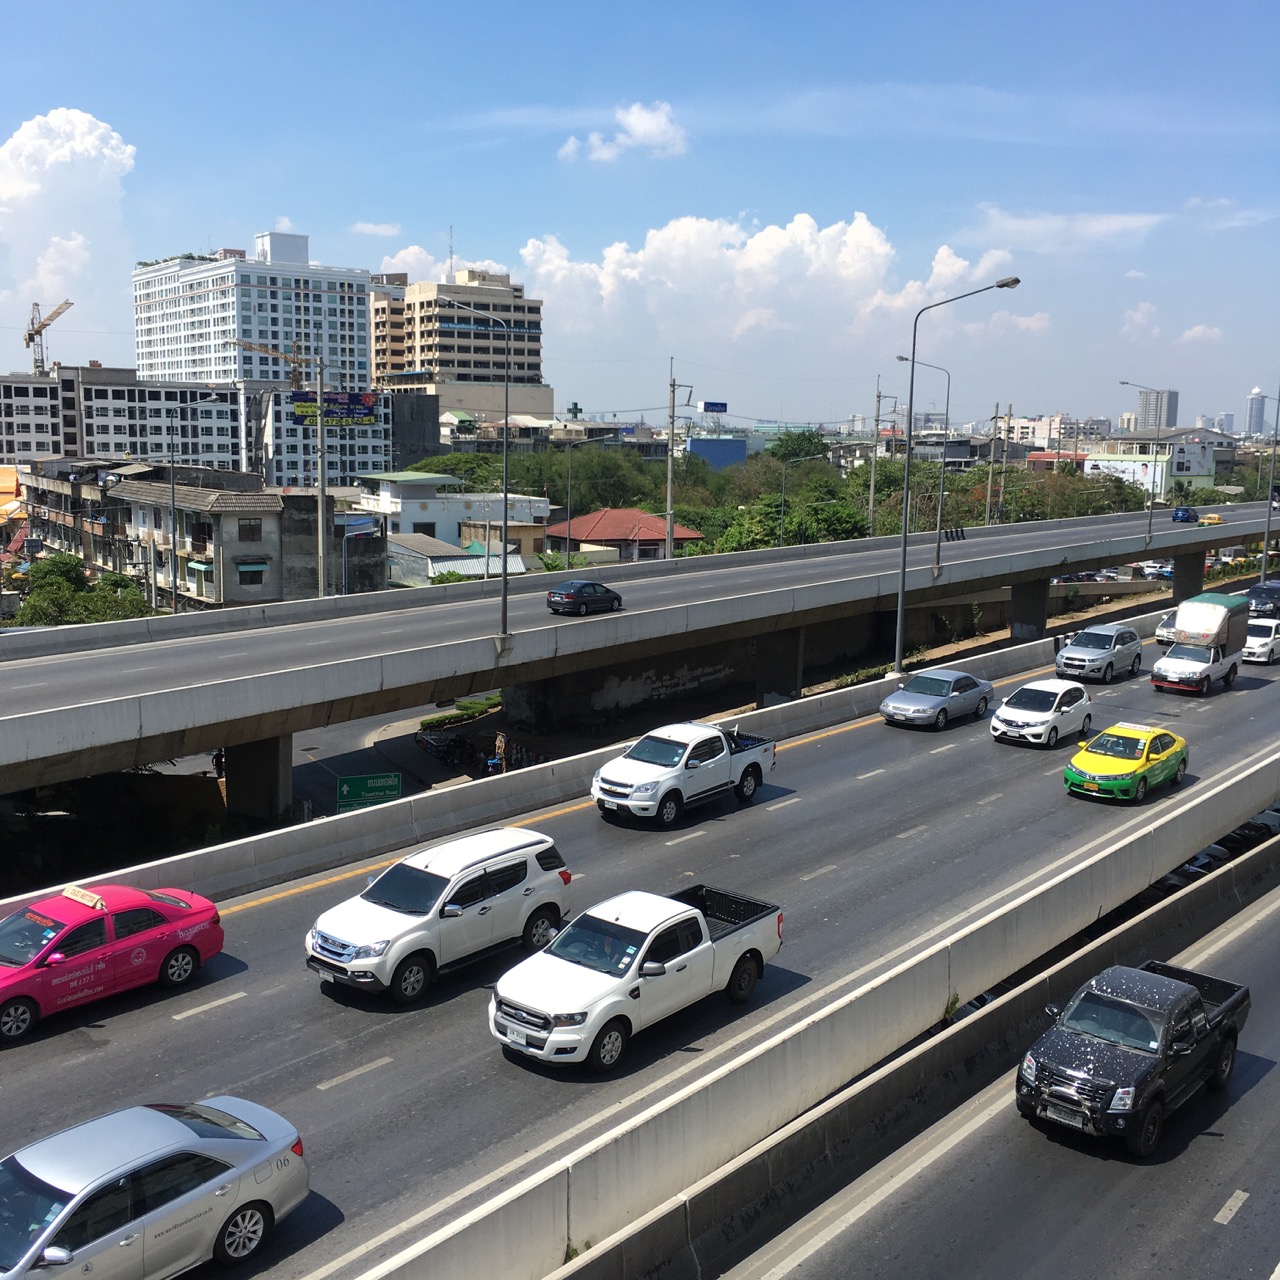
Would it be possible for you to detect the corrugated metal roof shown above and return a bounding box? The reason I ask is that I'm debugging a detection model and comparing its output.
[111,481,283,512]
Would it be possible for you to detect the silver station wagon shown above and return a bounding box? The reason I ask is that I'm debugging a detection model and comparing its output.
[0,1096,308,1278]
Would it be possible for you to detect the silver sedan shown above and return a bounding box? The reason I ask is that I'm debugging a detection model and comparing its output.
[879,668,994,731]
[0,1095,309,1279]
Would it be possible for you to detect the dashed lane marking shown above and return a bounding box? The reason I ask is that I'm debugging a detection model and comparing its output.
[800,865,838,882]
[317,1057,393,1092]
[171,992,247,1021]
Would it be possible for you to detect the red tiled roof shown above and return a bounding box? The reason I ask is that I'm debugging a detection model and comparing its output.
[7,524,27,555]
[546,507,703,543]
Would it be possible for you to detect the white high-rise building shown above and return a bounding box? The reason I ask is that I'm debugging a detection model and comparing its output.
[1128,388,1178,432]
[1245,388,1267,437]
[133,232,371,392]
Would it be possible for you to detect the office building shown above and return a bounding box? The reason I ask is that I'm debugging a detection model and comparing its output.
[370,270,553,416]
[1245,388,1267,437]
[133,232,371,392]
[1128,388,1178,433]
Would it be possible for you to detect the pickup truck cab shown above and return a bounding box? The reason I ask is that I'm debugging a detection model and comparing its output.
[590,722,775,826]
[1015,959,1250,1157]
[490,885,783,1071]
[304,827,572,1003]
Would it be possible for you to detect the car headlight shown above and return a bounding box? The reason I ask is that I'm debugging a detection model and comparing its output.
[1019,1053,1037,1084]
[551,1012,587,1028]
[591,770,601,787]
[1108,771,1135,781]
[1110,1086,1135,1112]
[352,940,390,960]
[633,781,659,795]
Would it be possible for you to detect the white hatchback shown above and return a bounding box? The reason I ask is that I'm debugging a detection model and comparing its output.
[991,678,1093,748]
[1243,619,1280,664]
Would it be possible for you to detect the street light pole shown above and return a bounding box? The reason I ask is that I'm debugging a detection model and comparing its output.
[452,300,511,637]
[894,276,1020,675]
[665,361,694,559]
[897,354,950,576]
[1261,385,1280,584]
[1120,380,1165,543]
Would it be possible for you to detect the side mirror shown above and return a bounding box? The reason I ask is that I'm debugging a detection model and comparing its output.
[440,905,463,918]
[1171,1041,1192,1056]
[897,682,905,690]
[1045,1003,1061,1019]
[367,874,377,887]
[43,952,67,968]
[640,961,666,977]
[686,758,700,770]
[40,1247,74,1267]
[546,927,559,942]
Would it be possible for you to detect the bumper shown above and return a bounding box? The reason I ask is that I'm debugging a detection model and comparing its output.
[991,719,1052,744]
[1015,1086,1132,1139]
[880,709,936,725]
[489,1004,590,1063]
[591,783,660,817]
[1151,672,1207,692]
[1055,662,1108,680]
[304,951,390,991]
[1243,649,1271,663]
[1064,771,1138,800]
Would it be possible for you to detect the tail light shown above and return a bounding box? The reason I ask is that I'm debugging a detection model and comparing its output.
[212,910,221,926]
[777,912,784,940]
[291,1137,304,1158]
[559,870,572,885]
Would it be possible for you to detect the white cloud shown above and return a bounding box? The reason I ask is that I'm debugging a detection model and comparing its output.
[971,203,1166,252]
[1125,268,1146,278]
[1122,301,1160,340]
[561,100,688,163]
[274,215,296,232]
[1177,324,1222,344]
[351,221,401,237]
[0,109,135,370]
[379,246,507,281]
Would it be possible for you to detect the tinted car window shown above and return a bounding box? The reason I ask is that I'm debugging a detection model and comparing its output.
[486,860,528,895]
[112,907,167,940]
[645,924,686,965]
[57,919,107,957]
[135,1153,232,1213]
[447,873,488,909]
[534,846,566,872]
[53,1177,134,1251]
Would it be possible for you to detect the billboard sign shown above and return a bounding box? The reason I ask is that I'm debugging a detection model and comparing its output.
[291,391,380,428]
[698,401,728,414]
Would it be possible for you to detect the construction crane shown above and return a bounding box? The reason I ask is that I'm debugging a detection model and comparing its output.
[227,336,308,390]
[24,299,74,376]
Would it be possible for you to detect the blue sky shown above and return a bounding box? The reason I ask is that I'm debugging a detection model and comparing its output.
[1,0,1276,434]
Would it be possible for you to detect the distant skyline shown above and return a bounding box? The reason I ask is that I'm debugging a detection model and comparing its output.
[0,1,1276,434]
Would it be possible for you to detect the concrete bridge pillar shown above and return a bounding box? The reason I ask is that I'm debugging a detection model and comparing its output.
[225,735,293,822]
[1009,579,1050,642]
[1172,551,1205,603]
[756,627,806,706]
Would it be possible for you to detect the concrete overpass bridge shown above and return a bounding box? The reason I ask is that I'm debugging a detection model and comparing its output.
[0,505,1265,816]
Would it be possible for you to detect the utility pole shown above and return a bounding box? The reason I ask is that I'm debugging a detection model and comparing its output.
[996,404,1012,522]
[666,362,676,559]
[983,402,999,525]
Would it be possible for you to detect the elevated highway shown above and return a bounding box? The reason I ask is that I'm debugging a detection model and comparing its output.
[0,505,1265,808]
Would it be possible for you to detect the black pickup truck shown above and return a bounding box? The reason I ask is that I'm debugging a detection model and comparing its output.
[1015,959,1250,1158]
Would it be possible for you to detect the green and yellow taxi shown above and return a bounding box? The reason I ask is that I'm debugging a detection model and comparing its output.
[1064,721,1189,802]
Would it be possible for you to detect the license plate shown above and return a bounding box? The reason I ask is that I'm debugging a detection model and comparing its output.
[1004,730,1022,739]
[603,800,617,810]
[1045,1103,1087,1130]
[893,714,906,722]
[1084,782,1099,791]
[508,1024,527,1046]
[306,958,326,976]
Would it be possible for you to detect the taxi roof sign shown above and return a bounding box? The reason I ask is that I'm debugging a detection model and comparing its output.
[61,885,106,910]
[1113,722,1156,733]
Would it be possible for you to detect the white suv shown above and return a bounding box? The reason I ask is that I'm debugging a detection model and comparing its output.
[305,827,572,1003]
[1054,623,1143,683]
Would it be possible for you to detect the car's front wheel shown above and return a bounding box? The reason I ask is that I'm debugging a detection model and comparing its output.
[587,1019,629,1073]
[1045,727,1058,748]
[0,997,37,1044]
[389,953,433,1004]
[655,792,683,827]
[933,709,948,731]
[1126,1100,1164,1159]
[1102,663,1114,684]
[1134,777,1149,803]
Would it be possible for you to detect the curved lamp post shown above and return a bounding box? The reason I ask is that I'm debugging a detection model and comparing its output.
[894,277,1020,675]
[451,300,511,640]
[897,354,950,576]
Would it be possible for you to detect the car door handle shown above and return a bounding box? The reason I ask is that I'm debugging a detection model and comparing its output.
[215,1183,234,1196]
[675,964,687,972]
[119,1234,141,1246]
[522,887,535,896]
[628,986,640,999]
[478,905,492,915]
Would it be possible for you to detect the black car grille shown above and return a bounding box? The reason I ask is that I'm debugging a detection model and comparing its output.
[1038,1062,1114,1107]
[597,777,633,800]
[497,998,552,1033]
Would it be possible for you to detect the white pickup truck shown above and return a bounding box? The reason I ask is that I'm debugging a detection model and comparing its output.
[489,885,784,1071]
[590,721,775,826]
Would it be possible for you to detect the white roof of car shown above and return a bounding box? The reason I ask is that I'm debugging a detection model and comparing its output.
[642,722,720,745]
[582,890,687,933]
[1014,678,1086,695]
[403,827,552,877]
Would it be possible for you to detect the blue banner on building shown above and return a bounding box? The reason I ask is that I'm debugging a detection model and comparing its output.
[290,391,380,427]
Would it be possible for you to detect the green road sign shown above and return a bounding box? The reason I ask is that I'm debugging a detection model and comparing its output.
[336,772,402,813]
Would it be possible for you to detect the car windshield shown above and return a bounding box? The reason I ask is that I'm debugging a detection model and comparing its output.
[546,915,648,976]
[1070,631,1112,650]
[1085,732,1147,760]
[1060,990,1163,1053]
[1005,687,1056,712]
[624,735,688,767]
[0,1155,71,1269]
[0,907,66,967]
[361,863,450,915]
[1159,613,1175,629]
[902,675,952,697]
[1166,643,1211,662]
[146,1103,264,1141]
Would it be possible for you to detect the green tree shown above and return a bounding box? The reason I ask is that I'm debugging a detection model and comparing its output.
[27,553,89,594]
[767,429,830,464]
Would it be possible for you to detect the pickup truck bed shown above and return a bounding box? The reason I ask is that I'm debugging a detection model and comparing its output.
[670,885,777,941]
[1141,959,1242,1020]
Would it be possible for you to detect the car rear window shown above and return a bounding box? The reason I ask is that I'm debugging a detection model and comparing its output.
[535,846,567,872]
[146,1103,264,1141]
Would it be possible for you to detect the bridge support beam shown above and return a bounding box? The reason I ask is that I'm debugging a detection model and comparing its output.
[225,735,293,823]
[756,627,806,706]
[1172,551,1205,603]
[1009,579,1050,642]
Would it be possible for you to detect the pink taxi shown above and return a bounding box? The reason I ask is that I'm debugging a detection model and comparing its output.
[0,883,224,1044]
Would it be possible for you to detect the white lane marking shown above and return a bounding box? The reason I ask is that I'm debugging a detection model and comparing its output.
[977,793,1004,805]
[317,1057,393,1092]
[1044,765,1065,775]
[1215,1190,1249,1225]
[665,831,705,846]
[929,744,955,755]
[752,1091,1010,1279]
[767,797,803,811]
[896,824,928,840]
[856,769,885,780]
[171,991,246,1021]
[800,865,838,882]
